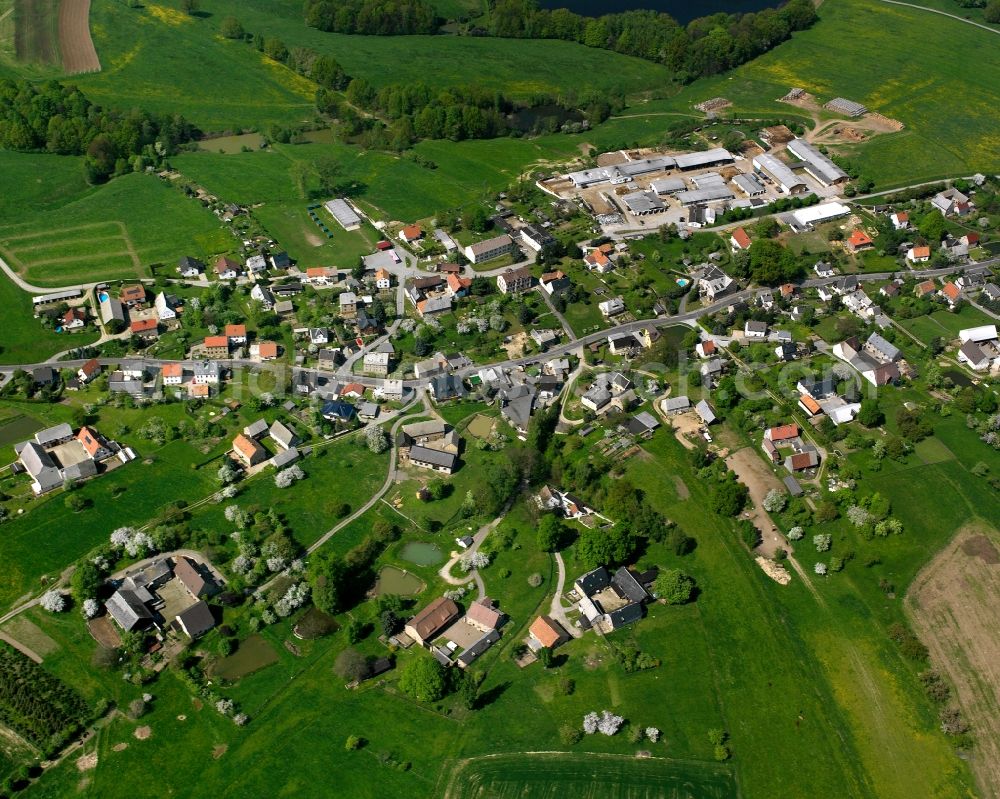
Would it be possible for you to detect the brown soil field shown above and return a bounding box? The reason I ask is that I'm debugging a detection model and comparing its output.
[725,446,787,558]
[13,0,59,65]
[906,524,1000,799]
[58,0,99,74]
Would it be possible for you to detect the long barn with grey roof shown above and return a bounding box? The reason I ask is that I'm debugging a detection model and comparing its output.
[786,138,849,186]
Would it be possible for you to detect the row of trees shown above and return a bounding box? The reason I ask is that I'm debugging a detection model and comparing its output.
[304,0,438,35]
[0,79,197,182]
[485,0,817,82]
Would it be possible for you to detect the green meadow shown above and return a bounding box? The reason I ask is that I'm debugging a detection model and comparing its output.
[0,163,234,286]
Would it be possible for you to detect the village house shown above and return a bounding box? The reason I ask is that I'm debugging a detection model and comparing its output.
[399,225,424,244]
[696,264,735,301]
[225,323,247,345]
[120,283,147,309]
[251,283,275,310]
[250,341,279,361]
[745,320,768,339]
[574,565,649,632]
[405,597,461,647]
[375,268,392,289]
[77,358,101,384]
[339,291,358,319]
[130,318,159,339]
[890,211,909,230]
[215,256,241,280]
[540,270,570,295]
[527,615,568,651]
[465,234,514,265]
[940,282,962,308]
[191,361,220,385]
[496,266,533,294]
[584,249,614,273]
[246,254,268,274]
[696,339,716,359]
[232,433,267,467]
[846,230,874,253]
[178,256,205,278]
[154,292,178,321]
[62,307,86,330]
[162,363,184,386]
[598,297,626,318]
[202,335,229,359]
[729,227,751,252]
[363,351,391,376]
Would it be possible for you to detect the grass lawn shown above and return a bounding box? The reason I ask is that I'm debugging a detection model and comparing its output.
[896,305,996,345]
[0,169,233,286]
[0,272,100,364]
[441,752,737,798]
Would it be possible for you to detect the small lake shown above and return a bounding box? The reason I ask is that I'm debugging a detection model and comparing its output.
[0,415,44,447]
[399,541,444,566]
[211,634,279,681]
[375,566,425,596]
[943,369,973,388]
[537,0,780,24]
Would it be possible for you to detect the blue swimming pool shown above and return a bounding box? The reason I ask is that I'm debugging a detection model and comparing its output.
[676,278,690,288]
[98,291,109,302]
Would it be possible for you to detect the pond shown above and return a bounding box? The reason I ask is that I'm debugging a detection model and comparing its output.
[211,634,279,681]
[943,369,973,387]
[537,0,781,24]
[375,566,425,596]
[399,541,444,566]
[0,415,44,447]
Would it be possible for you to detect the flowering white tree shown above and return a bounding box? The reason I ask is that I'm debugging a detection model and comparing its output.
[224,505,248,527]
[231,555,254,575]
[814,562,828,575]
[460,552,490,572]
[289,559,304,573]
[217,463,238,485]
[40,590,66,613]
[583,712,600,735]
[216,699,235,716]
[597,711,624,736]
[646,727,661,742]
[124,531,156,558]
[787,526,804,541]
[219,484,239,500]
[110,527,135,549]
[847,506,872,528]
[762,489,787,513]
[261,608,277,625]
[274,465,305,488]
[813,534,832,552]
[365,425,390,454]
[274,582,309,617]
[233,712,248,726]
[443,588,466,601]
[82,598,100,619]
[266,556,287,573]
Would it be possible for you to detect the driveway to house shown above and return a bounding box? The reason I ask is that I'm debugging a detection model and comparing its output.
[534,285,577,341]
[548,551,581,639]
[305,389,424,555]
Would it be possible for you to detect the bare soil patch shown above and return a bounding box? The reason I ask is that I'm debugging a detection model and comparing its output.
[112,743,128,752]
[87,616,121,649]
[58,0,99,74]
[133,726,152,740]
[961,534,999,564]
[75,752,97,771]
[212,744,228,759]
[907,524,1000,799]
[672,475,690,500]
[669,411,703,451]
[725,447,787,558]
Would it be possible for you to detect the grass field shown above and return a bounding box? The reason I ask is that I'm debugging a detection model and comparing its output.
[896,305,996,345]
[12,0,59,66]
[0,165,233,286]
[57,0,671,131]
[441,753,738,799]
[0,271,99,363]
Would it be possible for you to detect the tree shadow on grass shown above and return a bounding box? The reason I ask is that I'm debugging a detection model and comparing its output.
[473,680,511,710]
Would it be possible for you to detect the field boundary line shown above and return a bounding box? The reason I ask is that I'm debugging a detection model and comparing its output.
[877,0,1000,35]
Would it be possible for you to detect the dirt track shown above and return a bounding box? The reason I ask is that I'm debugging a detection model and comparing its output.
[725,446,787,557]
[906,524,1000,799]
[58,0,100,74]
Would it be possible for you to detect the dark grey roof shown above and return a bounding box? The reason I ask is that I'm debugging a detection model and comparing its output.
[62,459,97,481]
[244,419,268,438]
[18,442,61,491]
[430,374,465,400]
[607,602,644,629]
[269,420,297,448]
[32,366,56,385]
[612,567,649,604]
[106,589,153,631]
[456,629,501,667]
[34,423,73,447]
[176,600,215,637]
[408,445,457,470]
[575,566,610,597]
[783,475,803,496]
[271,447,300,469]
